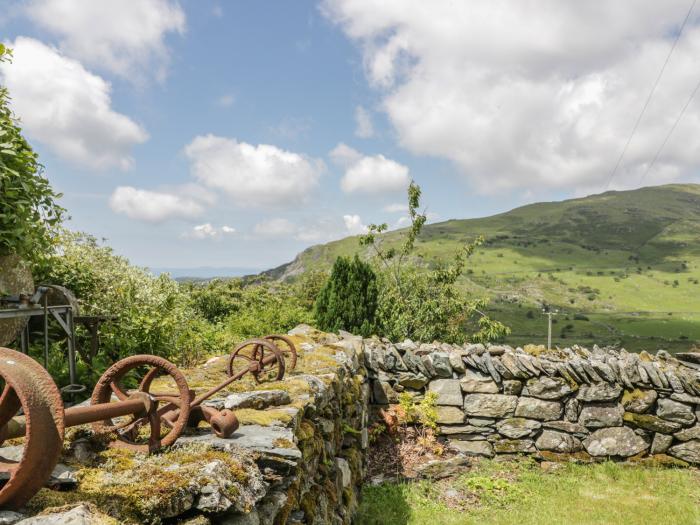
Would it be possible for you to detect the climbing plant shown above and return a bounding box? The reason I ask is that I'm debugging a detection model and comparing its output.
[0,45,64,263]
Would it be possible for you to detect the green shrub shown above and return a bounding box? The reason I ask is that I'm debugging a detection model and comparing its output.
[314,255,378,337]
[0,45,64,263]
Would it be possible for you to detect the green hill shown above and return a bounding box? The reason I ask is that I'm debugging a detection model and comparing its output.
[267,184,700,352]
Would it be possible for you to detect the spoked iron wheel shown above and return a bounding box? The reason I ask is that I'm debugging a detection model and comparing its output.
[0,348,64,509]
[226,339,286,383]
[91,355,191,453]
[260,335,297,372]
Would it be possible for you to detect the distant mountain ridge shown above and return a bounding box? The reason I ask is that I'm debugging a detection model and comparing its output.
[262,184,700,352]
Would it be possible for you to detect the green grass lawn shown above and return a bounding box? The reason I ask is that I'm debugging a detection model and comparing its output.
[356,459,700,525]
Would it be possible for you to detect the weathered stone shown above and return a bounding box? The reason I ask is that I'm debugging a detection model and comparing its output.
[578,403,623,429]
[16,505,100,525]
[415,455,471,478]
[383,345,408,372]
[502,380,523,395]
[623,412,682,433]
[439,424,489,436]
[402,349,430,376]
[223,390,292,410]
[448,351,466,374]
[535,430,583,453]
[656,398,696,426]
[670,392,700,404]
[463,394,518,418]
[514,398,562,421]
[335,457,351,488]
[468,417,496,427]
[460,369,499,394]
[576,383,622,402]
[564,398,580,422]
[371,380,397,404]
[397,372,429,390]
[0,512,24,525]
[428,352,453,378]
[493,439,536,454]
[621,389,657,414]
[668,440,700,464]
[197,461,240,513]
[436,406,466,425]
[450,440,494,458]
[674,424,700,441]
[650,433,674,455]
[583,427,648,457]
[522,376,574,400]
[429,379,463,406]
[496,418,541,439]
[542,421,589,436]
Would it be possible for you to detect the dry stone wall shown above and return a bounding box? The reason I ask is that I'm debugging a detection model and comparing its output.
[364,338,700,464]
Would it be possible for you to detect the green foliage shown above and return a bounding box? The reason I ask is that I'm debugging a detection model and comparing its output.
[361,181,509,344]
[397,391,439,430]
[0,45,64,262]
[186,276,316,343]
[35,231,215,383]
[314,255,378,337]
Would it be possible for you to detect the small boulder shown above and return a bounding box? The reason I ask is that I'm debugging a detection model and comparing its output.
[674,424,700,442]
[523,376,574,400]
[583,427,648,457]
[436,406,466,425]
[429,379,464,406]
[514,398,563,421]
[463,394,518,418]
[223,390,291,410]
[656,398,695,426]
[623,412,682,434]
[450,440,494,458]
[493,439,536,454]
[576,383,622,402]
[535,430,583,453]
[460,370,499,394]
[496,418,541,439]
[650,433,673,455]
[578,403,623,429]
[668,440,700,464]
[621,389,657,414]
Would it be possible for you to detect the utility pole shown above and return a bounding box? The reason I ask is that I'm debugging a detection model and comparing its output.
[543,309,558,350]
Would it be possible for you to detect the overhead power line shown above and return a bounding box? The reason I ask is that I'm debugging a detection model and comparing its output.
[604,0,697,190]
[639,73,700,185]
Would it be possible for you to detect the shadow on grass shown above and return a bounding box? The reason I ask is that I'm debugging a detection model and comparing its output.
[355,482,412,525]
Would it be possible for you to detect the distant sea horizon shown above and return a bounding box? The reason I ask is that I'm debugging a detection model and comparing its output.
[148,266,263,279]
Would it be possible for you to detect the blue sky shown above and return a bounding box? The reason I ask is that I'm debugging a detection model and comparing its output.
[2,1,700,272]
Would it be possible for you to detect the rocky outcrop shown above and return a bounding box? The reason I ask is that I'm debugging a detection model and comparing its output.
[363,338,700,465]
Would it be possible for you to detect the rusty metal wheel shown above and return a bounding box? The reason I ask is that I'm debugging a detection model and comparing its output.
[262,335,297,372]
[226,338,286,383]
[91,355,190,453]
[0,347,64,509]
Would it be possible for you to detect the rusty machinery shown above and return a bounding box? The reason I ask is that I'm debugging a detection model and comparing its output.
[0,334,297,509]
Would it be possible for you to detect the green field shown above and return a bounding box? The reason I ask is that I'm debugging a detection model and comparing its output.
[267,184,700,353]
[356,459,700,525]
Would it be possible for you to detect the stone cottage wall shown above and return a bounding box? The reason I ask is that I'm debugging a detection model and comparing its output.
[364,339,700,464]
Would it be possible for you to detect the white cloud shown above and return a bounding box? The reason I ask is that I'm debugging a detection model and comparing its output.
[343,214,368,235]
[110,186,204,223]
[184,135,323,206]
[252,215,368,241]
[329,142,363,167]
[383,202,406,213]
[183,223,236,240]
[330,143,410,193]
[25,0,185,81]
[217,94,235,108]
[253,218,297,237]
[322,0,700,192]
[0,38,148,170]
[354,105,374,138]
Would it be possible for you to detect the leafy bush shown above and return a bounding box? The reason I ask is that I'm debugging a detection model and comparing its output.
[314,255,378,336]
[360,182,510,344]
[35,231,214,383]
[0,45,64,262]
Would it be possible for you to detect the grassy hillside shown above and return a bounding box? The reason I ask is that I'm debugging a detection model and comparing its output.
[267,184,700,353]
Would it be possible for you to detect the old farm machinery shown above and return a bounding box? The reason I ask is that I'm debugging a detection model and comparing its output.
[0,335,297,509]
